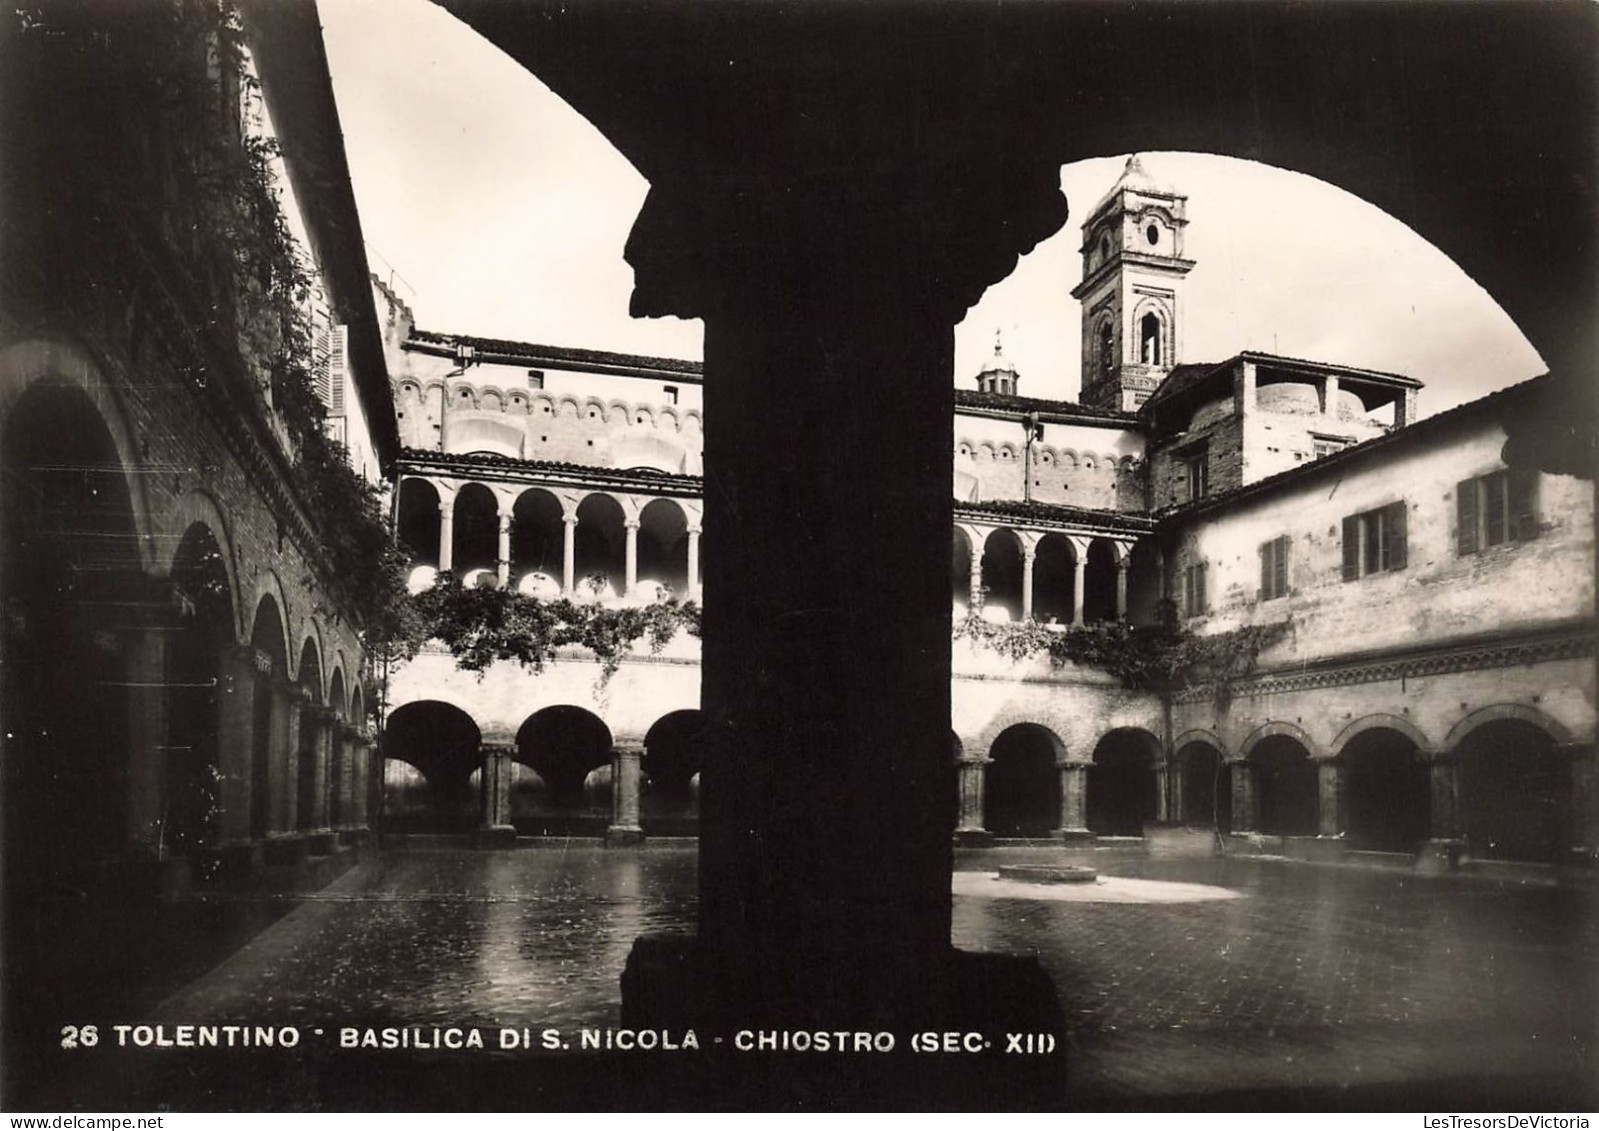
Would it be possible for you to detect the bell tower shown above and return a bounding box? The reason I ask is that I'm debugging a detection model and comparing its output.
[1070,155,1195,412]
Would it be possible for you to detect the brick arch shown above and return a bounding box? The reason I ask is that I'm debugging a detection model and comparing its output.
[556,394,582,416]
[1444,703,1576,751]
[0,338,155,569]
[1239,720,1323,761]
[248,568,293,663]
[296,624,327,702]
[953,523,982,554]
[1059,450,1079,469]
[1172,728,1229,757]
[973,712,1071,762]
[607,398,632,421]
[681,409,704,430]
[581,396,607,420]
[658,406,681,429]
[1036,445,1057,465]
[1332,713,1433,757]
[158,489,245,641]
[531,392,557,416]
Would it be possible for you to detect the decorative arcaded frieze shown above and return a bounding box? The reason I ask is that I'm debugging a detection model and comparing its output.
[1172,627,1594,704]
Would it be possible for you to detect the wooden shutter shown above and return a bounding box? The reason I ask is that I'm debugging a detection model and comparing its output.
[1483,472,1507,546]
[1341,515,1360,581]
[1456,478,1478,555]
[1384,502,1408,571]
[1273,535,1289,598]
[1196,561,1208,613]
[1260,540,1272,598]
[1510,466,1539,541]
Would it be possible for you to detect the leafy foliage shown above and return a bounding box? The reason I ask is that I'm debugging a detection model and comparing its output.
[412,574,702,683]
[955,614,1289,705]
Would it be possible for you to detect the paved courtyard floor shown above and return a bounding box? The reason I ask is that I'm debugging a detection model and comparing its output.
[18,842,1597,1111]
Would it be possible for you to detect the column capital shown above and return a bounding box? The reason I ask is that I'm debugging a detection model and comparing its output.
[612,737,646,757]
[624,518,641,531]
[956,753,992,767]
[227,644,272,676]
[687,525,702,537]
[498,513,513,530]
[480,741,517,759]
[563,514,580,527]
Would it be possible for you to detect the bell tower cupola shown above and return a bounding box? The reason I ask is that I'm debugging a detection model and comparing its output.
[1070,155,1195,412]
[975,329,1020,396]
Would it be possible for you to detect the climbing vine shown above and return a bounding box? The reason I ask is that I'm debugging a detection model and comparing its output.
[411,573,701,683]
[954,614,1289,706]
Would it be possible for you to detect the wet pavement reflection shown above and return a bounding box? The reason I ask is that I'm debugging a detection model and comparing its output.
[36,842,1599,1108]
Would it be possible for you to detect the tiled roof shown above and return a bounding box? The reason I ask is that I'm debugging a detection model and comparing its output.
[409,329,703,377]
[954,388,1139,424]
[396,448,702,489]
[957,497,1156,532]
[1161,373,1552,521]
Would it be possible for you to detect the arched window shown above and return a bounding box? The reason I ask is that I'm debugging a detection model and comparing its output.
[1140,312,1163,366]
[1098,320,1115,376]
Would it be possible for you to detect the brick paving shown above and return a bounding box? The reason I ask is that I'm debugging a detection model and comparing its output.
[18,842,1597,1110]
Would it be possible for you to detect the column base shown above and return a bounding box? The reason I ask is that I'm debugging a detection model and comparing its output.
[605,824,646,847]
[620,935,1068,1109]
[1417,838,1464,874]
[473,824,518,848]
[262,834,310,867]
[306,828,338,856]
[1054,827,1094,842]
[953,828,993,847]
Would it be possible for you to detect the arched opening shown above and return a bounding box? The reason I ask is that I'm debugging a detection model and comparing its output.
[247,596,290,841]
[452,483,499,578]
[642,709,704,833]
[1139,311,1163,366]
[396,477,441,567]
[1097,318,1114,378]
[1458,720,1567,863]
[1343,727,1429,853]
[1176,741,1229,832]
[165,523,233,863]
[1252,734,1318,837]
[381,701,481,834]
[985,724,1062,837]
[1125,539,1161,625]
[574,493,626,598]
[295,639,323,833]
[637,497,689,596]
[2,381,141,891]
[1032,533,1076,625]
[1088,728,1159,836]
[950,528,973,616]
[511,487,565,587]
[1083,538,1119,623]
[515,706,613,834]
[979,529,1024,622]
[327,669,348,831]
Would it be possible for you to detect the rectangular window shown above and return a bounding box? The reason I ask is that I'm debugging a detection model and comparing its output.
[1259,535,1290,600]
[1312,436,1348,460]
[663,385,679,405]
[1457,468,1538,555]
[1341,502,1408,581]
[527,370,545,390]
[1177,445,1210,502]
[1183,561,1208,617]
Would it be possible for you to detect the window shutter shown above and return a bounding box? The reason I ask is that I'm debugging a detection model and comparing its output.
[1341,515,1360,581]
[1196,561,1208,613]
[1273,535,1289,598]
[1384,502,1408,571]
[1484,472,1506,546]
[1456,479,1479,555]
[1259,541,1272,598]
[1510,466,1539,541]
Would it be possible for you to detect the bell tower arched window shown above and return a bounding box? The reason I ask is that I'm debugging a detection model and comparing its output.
[1098,320,1115,377]
[1140,312,1163,366]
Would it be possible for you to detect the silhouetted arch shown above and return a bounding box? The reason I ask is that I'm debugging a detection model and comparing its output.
[985,723,1063,837]
[1088,728,1159,835]
[382,701,482,834]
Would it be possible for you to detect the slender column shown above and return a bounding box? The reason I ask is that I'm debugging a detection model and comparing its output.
[606,738,645,846]
[478,743,516,842]
[954,755,991,843]
[686,526,701,599]
[967,542,983,611]
[1428,754,1461,840]
[1115,558,1130,621]
[562,515,578,594]
[1229,759,1257,832]
[336,725,360,834]
[1316,758,1346,837]
[438,501,455,572]
[215,646,263,852]
[271,681,299,836]
[1561,743,1597,863]
[1071,557,1087,625]
[1318,373,1341,416]
[1020,543,1036,621]
[1055,758,1090,838]
[624,518,640,597]
[497,511,513,588]
[1154,756,1171,823]
[308,707,333,833]
[124,624,169,856]
[347,737,369,832]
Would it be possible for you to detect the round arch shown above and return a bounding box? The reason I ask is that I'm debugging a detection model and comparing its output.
[642,708,705,829]
[1342,724,1429,853]
[158,490,244,640]
[382,700,483,834]
[984,722,1064,837]
[1088,727,1160,836]
[979,527,1025,622]
[1175,738,1229,832]
[1456,716,1569,863]
[1240,720,1324,762]
[1444,704,1575,752]
[1249,731,1319,837]
[637,497,689,594]
[516,706,614,818]
[1333,713,1433,756]
[396,477,443,568]
[248,569,294,667]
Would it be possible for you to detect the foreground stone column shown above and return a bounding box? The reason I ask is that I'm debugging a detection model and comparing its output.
[1055,759,1091,839]
[496,512,512,588]
[438,503,455,573]
[606,738,645,846]
[1419,750,1463,873]
[307,705,336,854]
[1229,758,1257,833]
[1070,555,1087,626]
[1020,543,1035,621]
[623,519,640,597]
[686,526,701,599]
[264,679,306,865]
[1316,758,1346,837]
[475,742,517,846]
[123,622,170,858]
[562,515,578,594]
[215,645,263,868]
[954,754,991,845]
[1154,756,1171,823]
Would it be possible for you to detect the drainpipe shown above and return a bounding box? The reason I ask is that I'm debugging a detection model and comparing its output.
[1023,411,1042,503]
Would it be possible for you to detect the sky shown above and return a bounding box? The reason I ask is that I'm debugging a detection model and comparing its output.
[320,0,1545,418]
